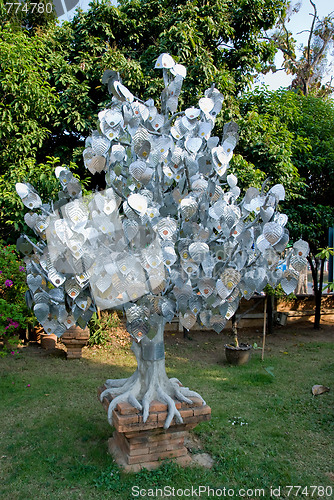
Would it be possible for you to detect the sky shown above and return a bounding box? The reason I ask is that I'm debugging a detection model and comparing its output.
[57,0,333,91]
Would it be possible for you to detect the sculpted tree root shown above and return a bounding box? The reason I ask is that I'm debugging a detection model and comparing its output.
[100,340,205,429]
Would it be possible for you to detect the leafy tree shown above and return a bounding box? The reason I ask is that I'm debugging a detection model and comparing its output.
[0,0,56,32]
[0,25,59,240]
[0,26,58,172]
[1,0,289,240]
[271,0,334,96]
[234,88,304,200]
[40,0,288,166]
[0,157,80,242]
[239,87,334,328]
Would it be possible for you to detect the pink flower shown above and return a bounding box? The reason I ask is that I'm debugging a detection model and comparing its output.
[27,384,31,387]
[5,279,13,287]
[19,266,25,272]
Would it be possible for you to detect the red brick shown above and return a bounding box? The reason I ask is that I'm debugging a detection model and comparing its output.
[109,434,128,457]
[149,438,184,453]
[183,397,203,407]
[138,413,158,424]
[127,439,149,449]
[128,446,150,457]
[101,397,110,413]
[117,402,140,415]
[122,420,164,434]
[180,408,194,419]
[112,410,139,430]
[149,400,168,412]
[127,446,187,465]
[97,385,107,398]
[181,414,211,424]
[157,411,168,423]
[193,405,211,417]
[128,429,185,446]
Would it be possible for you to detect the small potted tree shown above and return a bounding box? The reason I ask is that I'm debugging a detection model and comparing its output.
[225,313,252,365]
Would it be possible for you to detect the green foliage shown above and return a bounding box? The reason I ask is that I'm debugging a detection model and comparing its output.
[0,25,58,171]
[0,0,56,32]
[238,88,334,252]
[264,284,295,301]
[236,88,306,200]
[88,311,121,346]
[0,25,61,240]
[316,247,334,260]
[237,87,334,327]
[0,243,31,340]
[0,157,80,242]
[37,0,287,165]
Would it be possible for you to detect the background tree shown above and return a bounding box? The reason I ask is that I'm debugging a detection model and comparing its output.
[0,0,56,32]
[1,0,290,241]
[0,25,59,240]
[239,87,334,328]
[271,0,334,96]
[41,0,288,165]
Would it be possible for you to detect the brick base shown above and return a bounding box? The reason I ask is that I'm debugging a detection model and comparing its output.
[61,326,89,359]
[62,340,87,359]
[98,385,211,472]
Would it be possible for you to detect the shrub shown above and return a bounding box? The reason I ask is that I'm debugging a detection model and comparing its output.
[0,242,32,342]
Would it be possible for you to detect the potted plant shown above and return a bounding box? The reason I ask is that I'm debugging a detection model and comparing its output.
[224,312,252,365]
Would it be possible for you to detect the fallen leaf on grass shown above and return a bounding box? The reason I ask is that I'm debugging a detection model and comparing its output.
[264,366,275,377]
[312,385,330,395]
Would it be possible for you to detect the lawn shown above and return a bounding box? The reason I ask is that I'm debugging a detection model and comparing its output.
[0,322,333,499]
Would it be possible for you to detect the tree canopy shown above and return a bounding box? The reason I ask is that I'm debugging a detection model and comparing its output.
[1,0,290,241]
[39,0,288,164]
[239,86,334,326]
[239,88,334,250]
[271,0,334,96]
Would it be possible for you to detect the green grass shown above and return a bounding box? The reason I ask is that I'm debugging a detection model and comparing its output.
[0,335,333,500]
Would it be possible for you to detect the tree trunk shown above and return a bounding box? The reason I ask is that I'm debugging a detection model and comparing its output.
[100,314,204,428]
[308,254,324,329]
[314,258,325,329]
[231,313,238,347]
[267,294,274,335]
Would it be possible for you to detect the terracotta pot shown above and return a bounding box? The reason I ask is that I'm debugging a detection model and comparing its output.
[225,343,252,365]
[61,325,90,359]
[29,326,41,342]
[40,333,57,349]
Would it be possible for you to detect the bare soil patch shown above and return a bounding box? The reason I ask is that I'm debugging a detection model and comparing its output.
[163,318,334,364]
[12,316,333,364]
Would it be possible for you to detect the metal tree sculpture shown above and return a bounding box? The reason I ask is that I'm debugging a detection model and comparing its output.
[16,54,309,429]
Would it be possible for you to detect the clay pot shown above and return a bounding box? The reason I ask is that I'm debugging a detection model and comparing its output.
[40,333,57,349]
[225,343,252,365]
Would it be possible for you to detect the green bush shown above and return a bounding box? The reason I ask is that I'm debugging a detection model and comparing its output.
[0,242,32,342]
[88,311,121,346]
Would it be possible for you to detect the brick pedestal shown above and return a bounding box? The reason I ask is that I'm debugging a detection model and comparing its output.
[61,326,89,359]
[98,385,211,472]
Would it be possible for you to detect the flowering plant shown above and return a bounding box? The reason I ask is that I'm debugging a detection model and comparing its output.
[0,242,31,343]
